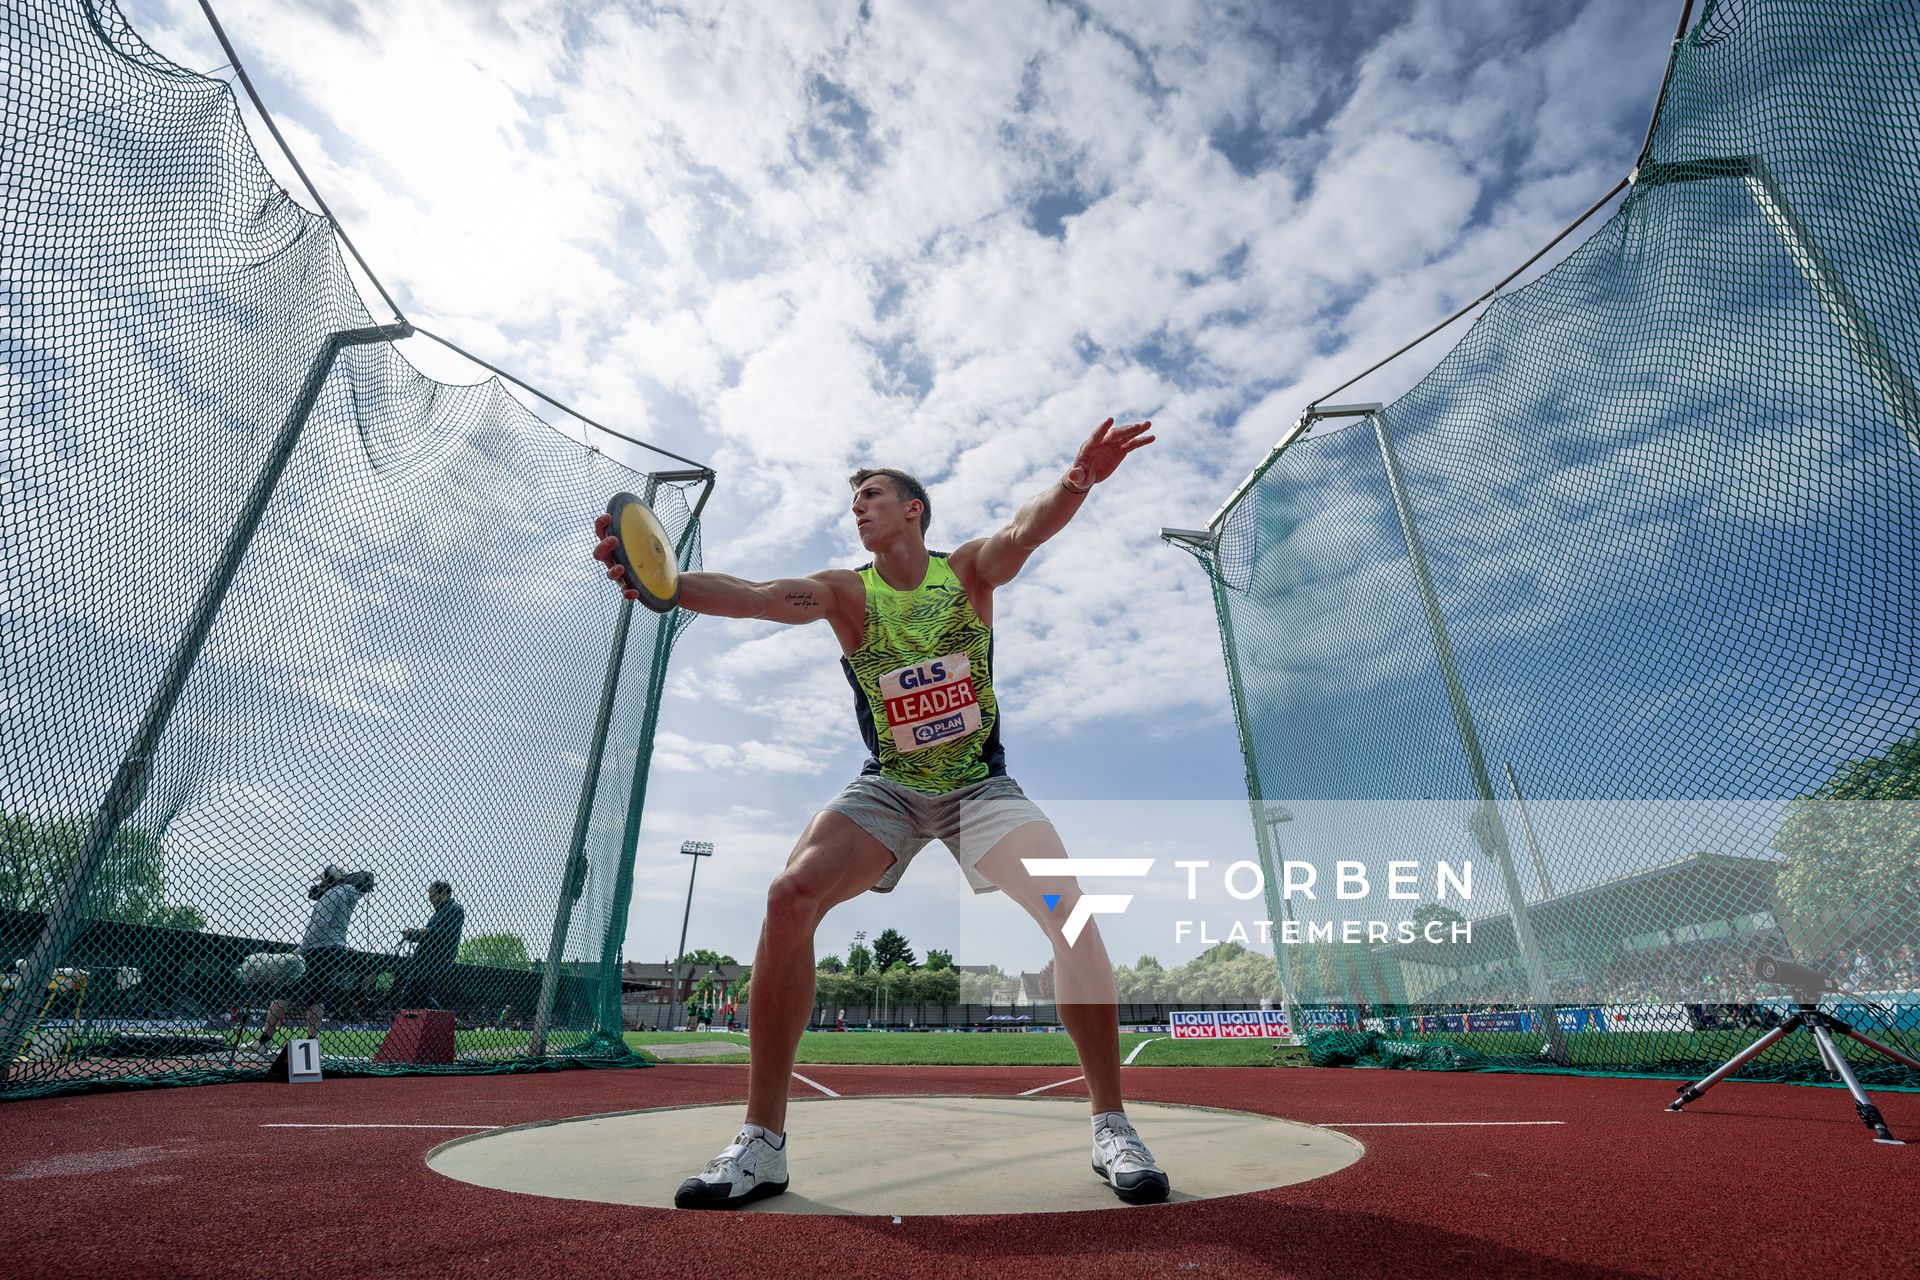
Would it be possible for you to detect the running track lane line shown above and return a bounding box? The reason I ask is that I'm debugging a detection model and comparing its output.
[1315,1120,1566,1127]
[1019,1075,1085,1096]
[792,1071,840,1098]
[261,1123,498,1130]
[1018,1041,1163,1095]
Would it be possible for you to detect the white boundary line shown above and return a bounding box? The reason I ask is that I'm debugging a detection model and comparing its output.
[1018,1075,1085,1096]
[791,1071,840,1098]
[1123,1037,1165,1065]
[261,1123,497,1130]
[1315,1120,1566,1127]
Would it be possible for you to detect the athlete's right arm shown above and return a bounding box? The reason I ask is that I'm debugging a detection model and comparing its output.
[592,513,848,624]
[675,570,843,624]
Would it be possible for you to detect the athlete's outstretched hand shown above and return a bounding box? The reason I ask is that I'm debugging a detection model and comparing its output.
[591,511,642,601]
[1065,418,1155,490]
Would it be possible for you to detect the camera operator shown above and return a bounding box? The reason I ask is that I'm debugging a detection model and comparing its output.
[259,865,375,1047]
[393,880,464,1010]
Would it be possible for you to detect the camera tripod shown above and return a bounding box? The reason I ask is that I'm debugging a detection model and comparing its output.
[1667,994,1920,1144]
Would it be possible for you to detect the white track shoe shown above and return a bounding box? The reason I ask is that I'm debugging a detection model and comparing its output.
[673,1127,790,1210]
[1091,1114,1171,1204]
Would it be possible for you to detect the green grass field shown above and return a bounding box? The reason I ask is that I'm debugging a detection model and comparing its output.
[622,1029,1309,1067]
[299,1028,538,1054]
[1408,1028,1920,1067]
[226,1022,1909,1075]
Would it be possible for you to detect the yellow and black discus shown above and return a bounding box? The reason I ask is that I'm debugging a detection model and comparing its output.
[603,491,681,613]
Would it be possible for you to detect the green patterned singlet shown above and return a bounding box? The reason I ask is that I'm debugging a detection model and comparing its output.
[839,552,1004,794]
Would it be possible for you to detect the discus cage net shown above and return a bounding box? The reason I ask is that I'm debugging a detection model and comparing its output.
[2,0,707,1100]
[1173,0,1920,1082]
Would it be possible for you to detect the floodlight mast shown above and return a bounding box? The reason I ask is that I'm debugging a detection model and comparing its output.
[671,841,716,1028]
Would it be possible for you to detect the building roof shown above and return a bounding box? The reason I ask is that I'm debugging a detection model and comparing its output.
[1381,851,1780,967]
[619,961,748,990]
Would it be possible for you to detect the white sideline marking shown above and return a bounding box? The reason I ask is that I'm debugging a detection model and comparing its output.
[1019,1075,1084,1096]
[261,1123,497,1130]
[791,1072,840,1098]
[1124,1037,1165,1065]
[1315,1120,1566,1127]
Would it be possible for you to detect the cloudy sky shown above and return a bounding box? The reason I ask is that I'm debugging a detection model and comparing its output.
[120,0,1680,973]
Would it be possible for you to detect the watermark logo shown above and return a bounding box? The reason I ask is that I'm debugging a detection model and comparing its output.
[1018,858,1154,944]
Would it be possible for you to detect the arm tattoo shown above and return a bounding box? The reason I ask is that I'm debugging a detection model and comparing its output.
[784,591,823,611]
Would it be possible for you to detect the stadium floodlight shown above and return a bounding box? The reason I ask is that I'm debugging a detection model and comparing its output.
[671,841,717,1028]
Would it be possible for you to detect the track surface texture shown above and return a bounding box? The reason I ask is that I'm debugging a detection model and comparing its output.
[1,1065,1912,1279]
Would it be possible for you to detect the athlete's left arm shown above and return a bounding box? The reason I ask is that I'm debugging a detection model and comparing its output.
[954,417,1156,589]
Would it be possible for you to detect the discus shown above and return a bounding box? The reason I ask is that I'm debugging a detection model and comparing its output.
[603,491,681,612]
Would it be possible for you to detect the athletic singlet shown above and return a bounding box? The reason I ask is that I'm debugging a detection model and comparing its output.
[840,552,1004,794]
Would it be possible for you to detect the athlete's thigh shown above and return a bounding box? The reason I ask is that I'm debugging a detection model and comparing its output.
[975,822,1118,1003]
[972,819,1078,919]
[779,808,899,911]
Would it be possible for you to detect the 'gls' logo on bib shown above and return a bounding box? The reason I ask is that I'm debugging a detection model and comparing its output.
[879,653,981,753]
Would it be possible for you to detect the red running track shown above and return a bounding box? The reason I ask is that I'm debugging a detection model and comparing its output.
[0,1065,1912,1279]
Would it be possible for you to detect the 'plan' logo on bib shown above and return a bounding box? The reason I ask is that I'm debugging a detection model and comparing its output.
[879,653,981,753]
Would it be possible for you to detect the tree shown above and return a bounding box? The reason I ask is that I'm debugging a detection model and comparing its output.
[873,927,917,971]
[1773,730,1920,947]
[846,941,873,976]
[815,971,860,1008]
[459,932,531,970]
[817,953,845,973]
[910,966,960,1004]
[0,815,206,931]
[681,948,736,966]
[924,948,954,971]
[956,964,1009,1003]
[1114,955,1167,1002]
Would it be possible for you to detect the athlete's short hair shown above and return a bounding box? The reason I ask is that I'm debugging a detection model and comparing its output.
[848,467,931,535]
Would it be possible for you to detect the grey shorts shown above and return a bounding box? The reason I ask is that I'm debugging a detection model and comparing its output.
[821,774,1053,895]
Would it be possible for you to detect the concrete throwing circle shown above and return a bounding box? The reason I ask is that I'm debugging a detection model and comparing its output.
[427,1096,1362,1215]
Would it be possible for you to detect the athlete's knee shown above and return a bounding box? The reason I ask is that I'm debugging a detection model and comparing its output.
[1017,878,1080,927]
[764,866,830,933]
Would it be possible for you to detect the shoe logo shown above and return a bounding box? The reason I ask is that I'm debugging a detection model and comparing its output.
[1018,858,1154,944]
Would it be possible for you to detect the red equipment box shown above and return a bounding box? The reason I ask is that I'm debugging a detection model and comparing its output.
[373,1009,455,1064]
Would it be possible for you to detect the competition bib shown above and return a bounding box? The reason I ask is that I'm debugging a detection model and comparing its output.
[879,653,982,753]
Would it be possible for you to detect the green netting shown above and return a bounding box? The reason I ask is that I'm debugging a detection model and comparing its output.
[1186,0,1919,1084]
[2,0,705,1100]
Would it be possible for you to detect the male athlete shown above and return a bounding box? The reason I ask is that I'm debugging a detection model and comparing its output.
[592,418,1162,1208]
